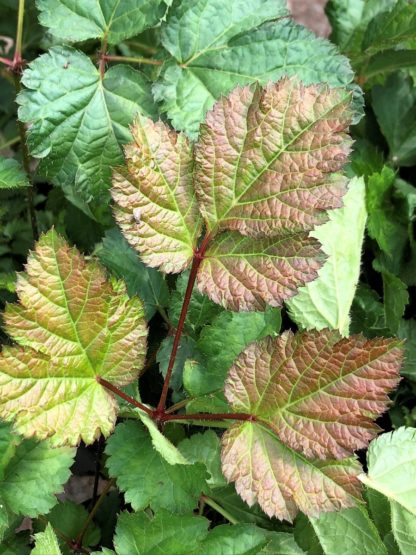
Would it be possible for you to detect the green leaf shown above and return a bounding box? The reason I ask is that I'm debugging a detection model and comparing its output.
[287,177,367,336]
[18,46,158,221]
[178,430,226,489]
[0,423,74,518]
[156,8,359,136]
[0,525,30,555]
[114,510,208,555]
[112,114,202,273]
[157,335,197,391]
[0,230,147,445]
[397,320,416,379]
[309,507,387,555]
[169,271,222,337]
[31,524,62,555]
[37,0,167,44]
[350,285,389,338]
[97,228,169,320]
[138,412,189,465]
[0,157,29,189]
[105,421,208,513]
[37,500,101,548]
[381,271,409,334]
[372,73,416,167]
[360,428,416,555]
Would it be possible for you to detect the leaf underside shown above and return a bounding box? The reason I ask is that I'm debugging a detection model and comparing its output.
[0,230,147,446]
[221,329,403,520]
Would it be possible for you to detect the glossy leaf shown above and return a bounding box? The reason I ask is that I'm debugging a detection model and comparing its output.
[31,524,62,555]
[194,81,352,236]
[105,421,207,513]
[224,330,402,459]
[97,228,169,320]
[18,46,158,221]
[0,230,147,445]
[0,157,29,189]
[0,423,74,518]
[156,8,359,137]
[221,422,362,522]
[37,0,167,44]
[287,177,367,336]
[112,115,202,273]
[197,231,324,311]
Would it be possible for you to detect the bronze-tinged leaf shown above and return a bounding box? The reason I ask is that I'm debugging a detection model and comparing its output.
[224,330,403,459]
[194,80,352,237]
[197,231,324,311]
[221,423,362,522]
[112,115,202,273]
[0,230,147,446]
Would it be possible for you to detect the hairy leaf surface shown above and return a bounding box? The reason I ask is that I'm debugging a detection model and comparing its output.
[0,157,29,189]
[31,524,62,555]
[156,5,359,137]
[287,177,367,336]
[194,81,352,237]
[225,330,402,459]
[105,421,207,513]
[112,115,202,273]
[197,232,324,311]
[18,46,158,221]
[37,0,167,44]
[222,423,362,522]
[0,230,147,445]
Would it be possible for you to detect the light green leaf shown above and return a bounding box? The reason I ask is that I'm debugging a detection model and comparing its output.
[31,524,62,555]
[309,507,387,555]
[360,427,416,516]
[37,0,167,44]
[0,157,29,189]
[155,12,359,136]
[105,421,207,513]
[157,335,197,392]
[178,430,226,489]
[390,502,416,555]
[97,229,169,320]
[114,510,209,555]
[0,423,74,518]
[18,46,158,221]
[287,177,366,336]
[138,412,189,465]
[398,320,416,380]
[372,73,416,167]
[0,230,147,446]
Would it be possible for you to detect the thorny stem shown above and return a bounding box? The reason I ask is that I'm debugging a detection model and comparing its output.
[155,233,212,416]
[201,495,239,524]
[96,376,154,416]
[74,479,114,549]
[102,54,162,66]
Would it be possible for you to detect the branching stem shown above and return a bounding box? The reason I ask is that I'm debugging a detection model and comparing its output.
[96,376,154,416]
[156,233,212,415]
[102,54,162,66]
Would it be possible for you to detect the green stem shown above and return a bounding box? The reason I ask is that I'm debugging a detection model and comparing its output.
[0,135,20,150]
[201,495,239,524]
[103,54,162,66]
[75,478,114,547]
[125,40,157,55]
[14,0,25,65]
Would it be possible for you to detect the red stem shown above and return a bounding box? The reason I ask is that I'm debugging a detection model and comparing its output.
[0,56,13,67]
[156,233,211,415]
[160,412,256,423]
[96,376,154,417]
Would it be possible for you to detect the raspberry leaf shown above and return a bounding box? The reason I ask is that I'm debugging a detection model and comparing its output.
[112,115,202,273]
[31,524,62,555]
[0,230,147,445]
[194,81,352,237]
[0,157,29,189]
[37,0,167,44]
[225,330,402,459]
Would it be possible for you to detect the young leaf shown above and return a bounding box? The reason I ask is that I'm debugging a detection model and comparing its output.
[96,228,169,320]
[114,510,209,555]
[0,157,29,189]
[287,177,367,336]
[224,330,402,459]
[31,524,62,555]
[197,232,324,311]
[37,0,167,44]
[0,230,147,445]
[194,81,352,237]
[156,3,359,136]
[18,46,158,221]
[309,507,387,555]
[112,115,202,273]
[105,421,208,513]
[221,422,362,522]
[0,423,74,518]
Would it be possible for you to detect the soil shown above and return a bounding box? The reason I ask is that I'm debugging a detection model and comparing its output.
[288,0,331,37]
